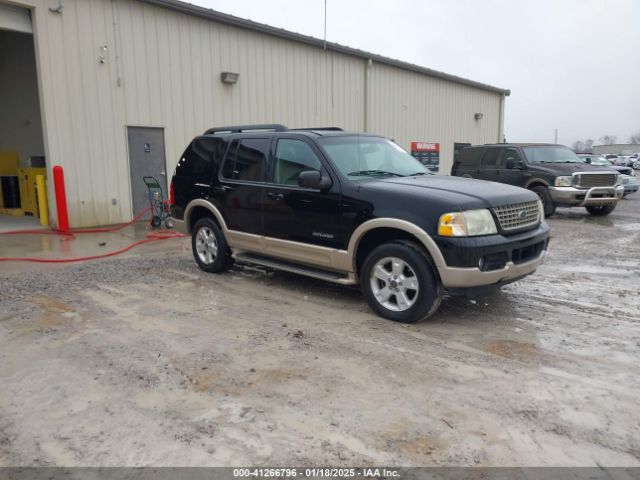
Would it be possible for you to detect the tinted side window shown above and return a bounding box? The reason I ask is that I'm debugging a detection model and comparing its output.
[459,147,485,166]
[176,137,225,177]
[222,138,270,182]
[274,139,322,186]
[481,148,501,166]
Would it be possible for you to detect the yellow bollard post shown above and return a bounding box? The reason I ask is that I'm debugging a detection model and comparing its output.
[35,174,49,226]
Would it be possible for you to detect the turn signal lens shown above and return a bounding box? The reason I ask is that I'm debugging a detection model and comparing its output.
[438,212,466,236]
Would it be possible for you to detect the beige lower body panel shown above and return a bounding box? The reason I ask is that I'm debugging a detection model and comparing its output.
[172,219,187,234]
[226,230,352,273]
[440,250,547,288]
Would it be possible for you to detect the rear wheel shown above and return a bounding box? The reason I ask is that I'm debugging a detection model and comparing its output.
[585,204,616,216]
[191,217,233,273]
[531,185,556,218]
[360,241,442,323]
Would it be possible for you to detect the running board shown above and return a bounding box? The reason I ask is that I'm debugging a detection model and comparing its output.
[232,252,357,285]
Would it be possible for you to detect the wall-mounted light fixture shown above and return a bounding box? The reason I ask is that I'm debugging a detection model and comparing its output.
[220,72,239,84]
[474,113,484,120]
[49,1,63,14]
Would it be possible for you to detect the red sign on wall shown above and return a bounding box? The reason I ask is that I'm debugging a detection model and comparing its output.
[410,142,440,153]
[410,142,440,172]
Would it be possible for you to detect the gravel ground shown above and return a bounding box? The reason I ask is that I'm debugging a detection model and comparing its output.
[0,196,639,467]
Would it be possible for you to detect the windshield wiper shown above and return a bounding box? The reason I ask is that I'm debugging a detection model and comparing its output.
[347,170,404,177]
[407,171,432,176]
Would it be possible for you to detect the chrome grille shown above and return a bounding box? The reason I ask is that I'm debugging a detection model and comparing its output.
[575,173,617,188]
[493,201,540,231]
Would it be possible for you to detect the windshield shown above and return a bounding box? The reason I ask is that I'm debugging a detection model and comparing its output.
[317,136,432,179]
[590,157,612,166]
[523,146,583,164]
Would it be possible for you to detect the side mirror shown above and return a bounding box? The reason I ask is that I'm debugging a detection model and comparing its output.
[584,158,591,164]
[297,170,332,190]
[506,158,524,170]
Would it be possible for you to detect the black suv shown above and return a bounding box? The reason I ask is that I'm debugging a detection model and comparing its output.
[171,125,550,323]
[451,143,624,217]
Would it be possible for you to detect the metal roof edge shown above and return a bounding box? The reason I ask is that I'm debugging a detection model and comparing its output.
[139,0,511,96]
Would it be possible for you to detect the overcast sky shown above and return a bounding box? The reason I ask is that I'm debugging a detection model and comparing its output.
[192,0,639,146]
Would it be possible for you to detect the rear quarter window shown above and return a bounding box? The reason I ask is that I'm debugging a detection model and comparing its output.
[176,137,225,178]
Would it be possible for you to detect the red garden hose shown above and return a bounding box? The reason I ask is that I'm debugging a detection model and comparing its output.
[0,207,188,263]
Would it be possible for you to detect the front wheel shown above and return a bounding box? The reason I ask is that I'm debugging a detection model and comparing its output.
[191,217,233,273]
[585,204,616,216]
[531,186,556,218]
[360,241,442,323]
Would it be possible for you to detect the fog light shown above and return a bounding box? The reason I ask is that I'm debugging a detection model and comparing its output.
[478,257,486,270]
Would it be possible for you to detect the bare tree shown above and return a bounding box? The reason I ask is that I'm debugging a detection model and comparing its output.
[629,131,640,144]
[572,140,585,152]
[571,139,594,153]
[599,135,617,145]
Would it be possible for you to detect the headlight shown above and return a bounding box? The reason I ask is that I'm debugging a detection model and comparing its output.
[537,199,545,220]
[438,209,497,237]
[616,175,624,186]
[554,176,573,187]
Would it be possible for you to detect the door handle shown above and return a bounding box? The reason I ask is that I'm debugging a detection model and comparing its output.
[267,192,284,201]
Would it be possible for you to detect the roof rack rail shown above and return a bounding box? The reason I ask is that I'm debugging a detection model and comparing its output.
[204,124,288,135]
[291,127,344,132]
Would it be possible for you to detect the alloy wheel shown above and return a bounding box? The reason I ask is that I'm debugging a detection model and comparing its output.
[369,256,419,312]
[195,227,218,264]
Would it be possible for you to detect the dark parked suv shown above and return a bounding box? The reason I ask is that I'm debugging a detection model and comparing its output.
[171,125,550,323]
[451,143,624,217]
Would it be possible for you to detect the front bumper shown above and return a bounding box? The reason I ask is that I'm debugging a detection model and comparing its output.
[434,222,550,289]
[548,185,624,206]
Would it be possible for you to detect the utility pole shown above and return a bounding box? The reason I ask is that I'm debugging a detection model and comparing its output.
[323,0,327,50]
[554,129,558,144]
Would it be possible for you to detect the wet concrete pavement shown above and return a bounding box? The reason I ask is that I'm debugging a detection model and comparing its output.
[0,221,189,276]
[0,196,639,466]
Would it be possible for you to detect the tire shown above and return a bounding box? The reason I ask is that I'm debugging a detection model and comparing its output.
[360,241,442,323]
[531,186,556,218]
[191,217,233,273]
[585,204,616,216]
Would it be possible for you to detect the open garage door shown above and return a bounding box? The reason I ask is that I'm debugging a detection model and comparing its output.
[0,4,47,231]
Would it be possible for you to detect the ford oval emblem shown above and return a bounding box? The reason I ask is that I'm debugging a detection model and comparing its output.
[518,210,527,220]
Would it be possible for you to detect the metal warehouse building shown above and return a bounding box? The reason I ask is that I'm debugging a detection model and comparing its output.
[0,0,510,228]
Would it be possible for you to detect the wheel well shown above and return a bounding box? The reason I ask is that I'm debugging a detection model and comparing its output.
[355,227,435,276]
[527,181,548,190]
[188,206,220,233]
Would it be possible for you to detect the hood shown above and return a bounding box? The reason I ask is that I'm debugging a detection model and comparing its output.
[362,175,538,210]
[531,162,620,175]
[611,166,633,175]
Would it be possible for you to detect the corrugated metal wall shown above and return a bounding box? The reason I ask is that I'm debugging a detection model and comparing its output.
[17,0,504,227]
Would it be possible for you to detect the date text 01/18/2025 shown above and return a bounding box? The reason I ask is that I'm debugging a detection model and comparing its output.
[233,468,400,478]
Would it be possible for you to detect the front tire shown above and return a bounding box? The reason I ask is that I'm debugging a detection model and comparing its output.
[531,186,556,218]
[585,204,616,216]
[360,241,442,323]
[191,217,233,273]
